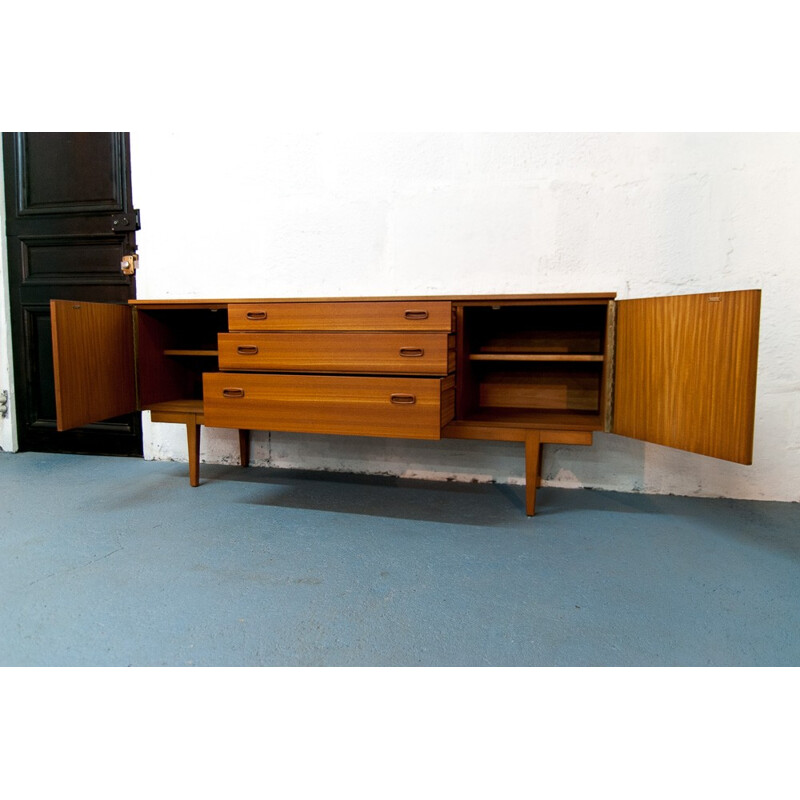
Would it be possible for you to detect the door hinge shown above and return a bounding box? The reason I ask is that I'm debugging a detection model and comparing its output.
[111,209,141,232]
[121,254,139,275]
[0,390,8,418]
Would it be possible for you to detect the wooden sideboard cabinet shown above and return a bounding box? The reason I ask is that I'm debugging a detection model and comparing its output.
[50,290,761,516]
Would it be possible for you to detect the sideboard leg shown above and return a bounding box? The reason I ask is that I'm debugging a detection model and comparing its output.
[238,429,250,467]
[187,421,201,487]
[525,431,542,516]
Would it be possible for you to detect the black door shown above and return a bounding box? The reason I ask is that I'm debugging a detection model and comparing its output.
[3,132,143,456]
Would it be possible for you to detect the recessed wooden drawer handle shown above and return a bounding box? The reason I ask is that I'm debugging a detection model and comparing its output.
[404,310,429,320]
[237,345,259,355]
[390,393,417,405]
[245,310,268,320]
[399,347,425,358]
[222,388,245,398]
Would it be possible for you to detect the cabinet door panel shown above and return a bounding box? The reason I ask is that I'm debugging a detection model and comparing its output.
[613,289,760,463]
[50,299,136,430]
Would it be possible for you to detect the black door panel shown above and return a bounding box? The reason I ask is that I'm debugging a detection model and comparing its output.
[3,132,142,456]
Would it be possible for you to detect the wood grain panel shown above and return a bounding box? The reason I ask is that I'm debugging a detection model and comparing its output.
[478,369,601,411]
[228,301,452,331]
[443,421,595,443]
[441,379,456,427]
[614,289,760,463]
[50,299,136,430]
[218,332,453,375]
[455,408,603,430]
[476,330,604,354]
[203,373,452,440]
[146,398,204,415]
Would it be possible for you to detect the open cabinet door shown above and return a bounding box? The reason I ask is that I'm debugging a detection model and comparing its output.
[51,300,137,431]
[613,289,760,464]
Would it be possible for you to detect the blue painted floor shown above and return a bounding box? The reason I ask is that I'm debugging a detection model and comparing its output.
[1,451,798,666]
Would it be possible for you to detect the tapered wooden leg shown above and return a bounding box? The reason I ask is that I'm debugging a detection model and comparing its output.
[525,431,542,517]
[187,421,201,487]
[238,429,250,467]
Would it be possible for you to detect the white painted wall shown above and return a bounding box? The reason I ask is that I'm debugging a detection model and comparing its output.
[4,133,798,503]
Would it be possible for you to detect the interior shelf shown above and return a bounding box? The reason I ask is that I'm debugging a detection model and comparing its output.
[459,407,604,430]
[145,398,205,414]
[469,353,604,362]
[164,349,219,357]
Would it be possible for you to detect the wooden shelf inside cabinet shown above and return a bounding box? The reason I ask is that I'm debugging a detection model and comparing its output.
[146,398,205,415]
[460,407,604,430]
[469,353,604,362]
[163,349,220,357]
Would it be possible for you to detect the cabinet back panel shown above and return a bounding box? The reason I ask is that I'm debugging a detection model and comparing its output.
[476,331,604,354]
[464,305,607,355]
[478,368,601,412]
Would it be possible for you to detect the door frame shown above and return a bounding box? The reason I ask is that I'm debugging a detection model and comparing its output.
[0,149,18,452]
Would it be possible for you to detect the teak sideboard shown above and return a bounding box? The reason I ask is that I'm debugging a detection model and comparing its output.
[50,290,761,516]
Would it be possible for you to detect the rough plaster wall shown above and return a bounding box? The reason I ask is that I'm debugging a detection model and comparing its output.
[130,132,800,503]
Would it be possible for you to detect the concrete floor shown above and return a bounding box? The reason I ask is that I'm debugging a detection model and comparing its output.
[1,450,798,666]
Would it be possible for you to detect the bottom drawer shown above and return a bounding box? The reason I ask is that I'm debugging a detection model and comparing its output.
[203,373,455,440]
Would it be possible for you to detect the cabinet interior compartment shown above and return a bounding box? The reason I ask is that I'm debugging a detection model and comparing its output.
[137,307,228,405]
[456,303,609,428]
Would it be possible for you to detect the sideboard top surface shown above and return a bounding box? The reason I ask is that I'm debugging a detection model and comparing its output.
[129,293,617,310]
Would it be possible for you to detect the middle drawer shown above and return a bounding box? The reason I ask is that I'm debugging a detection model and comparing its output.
[218,332,455,375]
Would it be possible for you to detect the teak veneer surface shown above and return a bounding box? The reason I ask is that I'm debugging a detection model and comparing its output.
[203,373,455,440]
[51,300,136,430]
[228,301,453,332]
[146,398,204,415]
[129,293,617,309]
[218,332,455,375]
[614,289,760,464]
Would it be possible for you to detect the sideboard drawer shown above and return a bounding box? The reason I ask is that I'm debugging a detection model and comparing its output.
[218,332,455,375]
[228,301,453,332]
[203,373,455,440]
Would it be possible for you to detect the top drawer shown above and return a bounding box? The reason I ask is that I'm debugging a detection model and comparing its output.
[228,301,453,332]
